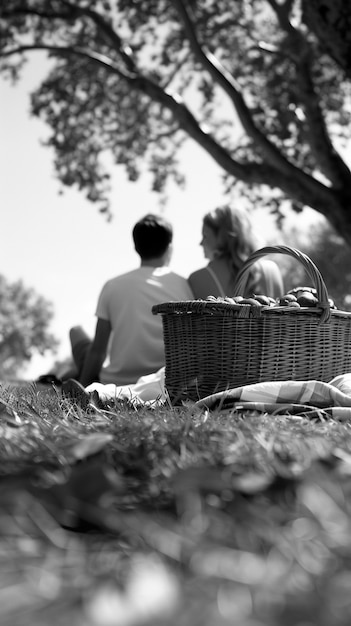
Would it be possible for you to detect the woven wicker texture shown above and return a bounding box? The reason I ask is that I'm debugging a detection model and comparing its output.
[153,246,351,403]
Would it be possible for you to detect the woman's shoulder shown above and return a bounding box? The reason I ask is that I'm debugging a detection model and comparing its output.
[188,263,225,299]
[188,266,208,280]
[188,266,212,293]
[189,260,227,282]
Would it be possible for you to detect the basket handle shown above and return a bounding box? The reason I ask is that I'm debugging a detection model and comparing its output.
[232,245,331,322]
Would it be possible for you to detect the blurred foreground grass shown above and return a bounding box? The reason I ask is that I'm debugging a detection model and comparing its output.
[1,381,351,625]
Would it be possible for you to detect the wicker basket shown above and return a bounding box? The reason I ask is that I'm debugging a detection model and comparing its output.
[152,245,351,403]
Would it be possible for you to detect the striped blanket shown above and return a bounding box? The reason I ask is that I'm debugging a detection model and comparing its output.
[195,374,351,419]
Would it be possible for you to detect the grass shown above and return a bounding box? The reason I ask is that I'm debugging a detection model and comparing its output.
[1,381,351,625]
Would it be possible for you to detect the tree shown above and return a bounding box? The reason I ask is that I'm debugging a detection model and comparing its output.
[0,275,58,378]
[1,1,351,240]
[302,0,351,78]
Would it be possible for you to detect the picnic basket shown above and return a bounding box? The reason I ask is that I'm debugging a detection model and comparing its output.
[152,245,351,403]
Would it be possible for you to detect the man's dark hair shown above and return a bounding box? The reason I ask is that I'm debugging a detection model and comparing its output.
[132,214,173,260]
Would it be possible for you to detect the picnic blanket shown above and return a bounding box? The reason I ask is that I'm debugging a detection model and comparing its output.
[87,370,351,419]
[195,374,351,420]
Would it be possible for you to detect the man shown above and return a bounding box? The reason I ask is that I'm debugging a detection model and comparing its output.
[69,213,193,387]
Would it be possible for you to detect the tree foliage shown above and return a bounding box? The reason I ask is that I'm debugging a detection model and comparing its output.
[296,223,351,312]
[273,217,351,311]
[0,275,58,378]
[1,1,351,240]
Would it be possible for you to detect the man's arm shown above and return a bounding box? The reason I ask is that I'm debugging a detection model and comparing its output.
[79,318,111,386]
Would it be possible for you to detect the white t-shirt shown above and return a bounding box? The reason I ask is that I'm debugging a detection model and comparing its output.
[96,266,193,385]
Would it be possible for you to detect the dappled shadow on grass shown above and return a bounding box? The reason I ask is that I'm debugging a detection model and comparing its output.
[1,381,351,624]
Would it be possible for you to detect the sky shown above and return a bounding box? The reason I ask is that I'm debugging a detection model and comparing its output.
[0,54,325,379]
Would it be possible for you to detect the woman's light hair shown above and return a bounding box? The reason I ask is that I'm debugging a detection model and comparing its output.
[203,205,260,281]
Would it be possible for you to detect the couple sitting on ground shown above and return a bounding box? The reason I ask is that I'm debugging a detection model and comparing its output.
[61,207,284,406]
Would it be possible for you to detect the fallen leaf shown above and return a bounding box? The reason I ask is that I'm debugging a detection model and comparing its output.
[231,471,274,494]
[69,433,114,460]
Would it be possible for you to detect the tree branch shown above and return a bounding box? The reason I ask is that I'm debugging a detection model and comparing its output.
[0,43,136,77]
[0,39,338,217]
[171,0,308,180]
[262,1,351,187]
[302,0,351,78]
[131,74,337,211]
[1,3,138,75]
[295,55,351,186]
[1,7,72,20]
[171,0,350,203]
[0,41,249,180]
[265,0,294,31]
[59,0,138,74]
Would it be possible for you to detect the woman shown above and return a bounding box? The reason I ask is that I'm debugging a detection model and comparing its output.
[188,205,284,299]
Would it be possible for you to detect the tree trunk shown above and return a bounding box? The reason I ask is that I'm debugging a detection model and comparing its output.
[302,0,351,77]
